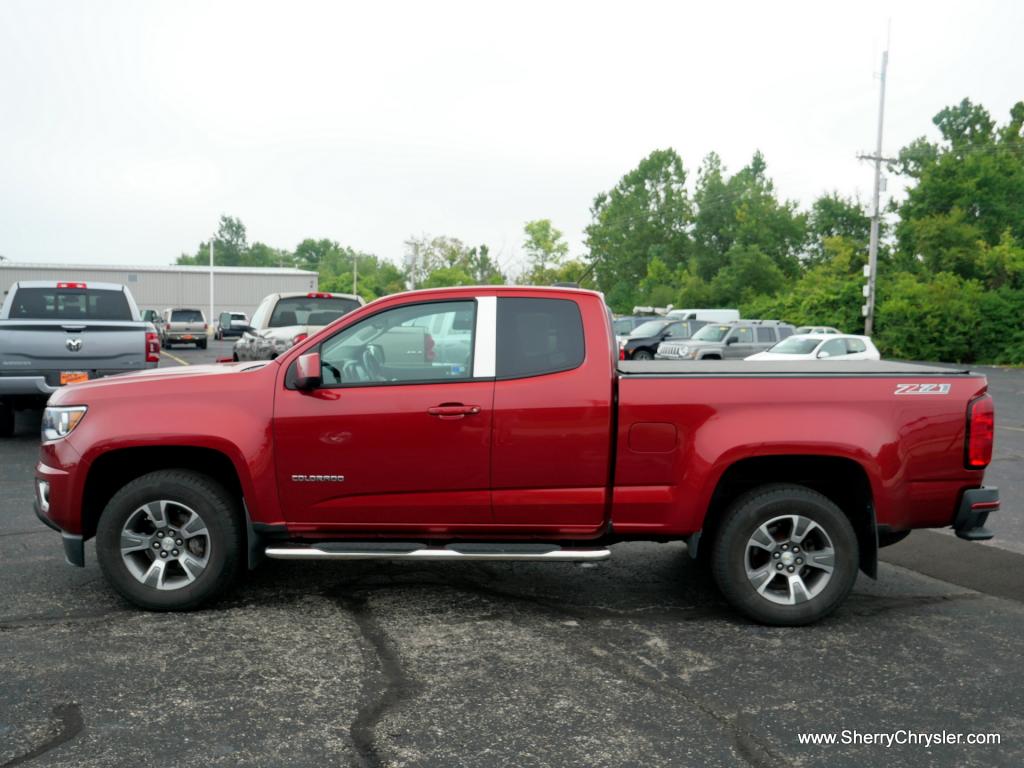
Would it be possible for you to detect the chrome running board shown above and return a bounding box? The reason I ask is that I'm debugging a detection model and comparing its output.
[264,542,611,562]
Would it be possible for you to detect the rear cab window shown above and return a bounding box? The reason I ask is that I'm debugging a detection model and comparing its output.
[171,309,204,323]
[270,296,361,328]
[496,297,585,378]
[9,287,132,321]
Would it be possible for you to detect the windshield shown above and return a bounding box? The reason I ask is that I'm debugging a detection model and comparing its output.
[269,296,361,328]
[629,320,668,337]
[768,337,821,354]
[9,287,132,321]
[691,324,732,342]
[612,318,634,335]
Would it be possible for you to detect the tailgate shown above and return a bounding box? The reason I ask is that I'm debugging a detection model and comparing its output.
[0,321,148,372]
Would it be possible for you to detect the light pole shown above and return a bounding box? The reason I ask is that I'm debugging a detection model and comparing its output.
[209,238,214,335]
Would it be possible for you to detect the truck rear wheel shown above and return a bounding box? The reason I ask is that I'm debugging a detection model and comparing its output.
[0,403,13,438]
[96,470,243,611]
[711,484,858,626]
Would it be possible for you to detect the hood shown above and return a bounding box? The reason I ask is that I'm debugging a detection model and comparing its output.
[48,361,272,404]
[745,352,810,361]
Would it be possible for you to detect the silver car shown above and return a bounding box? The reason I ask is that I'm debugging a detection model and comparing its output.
[233,292,364,361]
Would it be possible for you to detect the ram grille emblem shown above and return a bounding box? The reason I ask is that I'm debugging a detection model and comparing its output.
[65,337,83,352]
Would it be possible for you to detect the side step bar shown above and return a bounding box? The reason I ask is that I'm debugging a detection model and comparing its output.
[264,542,611,562]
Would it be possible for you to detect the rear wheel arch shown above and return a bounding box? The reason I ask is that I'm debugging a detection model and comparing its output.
[699,455,877,578]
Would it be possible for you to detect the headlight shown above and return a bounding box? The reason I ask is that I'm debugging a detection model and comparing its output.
[41,406,87,441]
[678,346,689,357]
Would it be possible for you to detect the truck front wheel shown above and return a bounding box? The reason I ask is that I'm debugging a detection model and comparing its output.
[96,470,243,611]
[711,484,858,626]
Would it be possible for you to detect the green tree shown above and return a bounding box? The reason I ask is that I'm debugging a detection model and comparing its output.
[585,149,693,311]
[522,219,570,280]
[806,193,872,265]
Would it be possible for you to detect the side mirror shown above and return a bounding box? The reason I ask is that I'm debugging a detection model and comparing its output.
[295,352,322,389]
[725,336,738,345]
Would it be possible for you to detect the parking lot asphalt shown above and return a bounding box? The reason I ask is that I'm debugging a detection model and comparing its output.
[1,343,1021,767]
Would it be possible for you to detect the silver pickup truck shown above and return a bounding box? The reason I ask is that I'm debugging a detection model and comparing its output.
[0,281,160,437]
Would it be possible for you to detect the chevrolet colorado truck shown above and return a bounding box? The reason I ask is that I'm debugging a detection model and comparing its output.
[34,286,999,625]
[1,281,160,437]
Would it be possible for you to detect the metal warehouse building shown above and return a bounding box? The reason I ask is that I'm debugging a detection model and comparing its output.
[0,263,318,319]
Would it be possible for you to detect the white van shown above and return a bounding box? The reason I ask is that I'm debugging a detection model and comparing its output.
[666,308,740,323]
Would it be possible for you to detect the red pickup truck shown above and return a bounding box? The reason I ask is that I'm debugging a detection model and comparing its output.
[34,286,998,624]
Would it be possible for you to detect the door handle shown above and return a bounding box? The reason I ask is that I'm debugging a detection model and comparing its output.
[427,404,481,418]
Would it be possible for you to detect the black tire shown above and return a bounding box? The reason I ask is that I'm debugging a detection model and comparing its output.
[198,339,208,350]
[0,403,14,438]
[711,484,858,626]
[232,352,239,362]
[631,349,654,361]
[96,470,243,611]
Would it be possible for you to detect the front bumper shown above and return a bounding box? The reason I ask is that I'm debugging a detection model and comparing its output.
[954,486,998,541]
[34,499,84,566]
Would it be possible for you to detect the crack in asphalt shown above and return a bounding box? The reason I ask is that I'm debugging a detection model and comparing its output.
[0,610,122,632]
[1,703,83,768]
[327,565,785,768]
[333,585,420,768]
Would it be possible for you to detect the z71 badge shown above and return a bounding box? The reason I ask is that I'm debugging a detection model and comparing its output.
[894,383,951,396]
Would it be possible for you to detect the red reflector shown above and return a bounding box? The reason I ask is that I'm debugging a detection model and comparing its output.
[145,332,160,363]
[966,394,994,469]
[307,292,331,298]
[57,282,87,289]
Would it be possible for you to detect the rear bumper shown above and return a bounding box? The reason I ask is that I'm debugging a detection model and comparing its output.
[954,486,998,541]
[0,376,58,396]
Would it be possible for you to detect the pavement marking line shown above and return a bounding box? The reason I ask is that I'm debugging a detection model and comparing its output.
[160,350,190,367]
[997,424,1024,432]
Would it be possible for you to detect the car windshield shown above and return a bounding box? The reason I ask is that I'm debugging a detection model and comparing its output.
[171,309,204,322]
[629,320,668,337]
[768,337,822,354]
[612,318,635,335]
[269,296,361,328]
[9,287,132,320]
[691,324,731,342]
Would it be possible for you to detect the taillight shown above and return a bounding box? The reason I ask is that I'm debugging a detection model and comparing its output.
[165,323,171,331]
[203,323,208,331]
[965,394,994,469]
[57,281,87,289]
[145,332,160,363]
[619,347,626,361]
[424,333,436,362]
[307,292,331,298]
[292,333,309,345]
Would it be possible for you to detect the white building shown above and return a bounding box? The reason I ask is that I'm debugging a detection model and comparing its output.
[0,262,318,319]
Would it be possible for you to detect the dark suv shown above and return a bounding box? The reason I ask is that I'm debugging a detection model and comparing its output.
[619,318,707,361]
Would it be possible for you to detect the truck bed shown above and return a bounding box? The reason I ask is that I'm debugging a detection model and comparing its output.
[618,360,976,376]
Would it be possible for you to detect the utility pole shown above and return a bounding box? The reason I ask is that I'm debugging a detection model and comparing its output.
[209,239,214,335]
[858,41,894,337]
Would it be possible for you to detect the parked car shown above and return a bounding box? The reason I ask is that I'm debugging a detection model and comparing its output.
[141,309,161,325]
[612,315,657,340]
[795,326,841,335]
[620,318,707,360]
[34,286,999,625]
[160,308,208,349]
[746,334,881,361]
[656,320,796,360]
[0,280,159,436]
[233,291,364,362]
[666,308,740,323]
[215,311,248,340]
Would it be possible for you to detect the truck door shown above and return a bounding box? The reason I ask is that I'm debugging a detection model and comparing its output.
[724,325,755,359]
[273,298,494,531]
[489,295,613,534]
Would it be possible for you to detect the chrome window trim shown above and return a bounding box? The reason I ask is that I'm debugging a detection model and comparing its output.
[473,296,497,378]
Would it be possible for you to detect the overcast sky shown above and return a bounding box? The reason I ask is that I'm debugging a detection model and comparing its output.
[1,1,1021,273]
